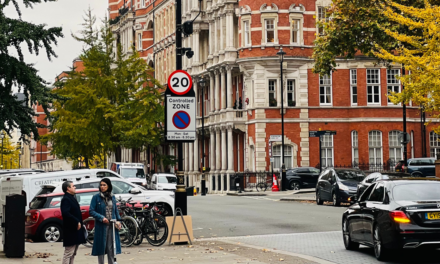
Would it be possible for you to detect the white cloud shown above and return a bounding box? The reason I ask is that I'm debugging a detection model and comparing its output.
[5,0,108,87]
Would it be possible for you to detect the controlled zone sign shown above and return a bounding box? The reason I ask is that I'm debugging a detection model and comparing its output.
[167,70,193,95]
[166,96,196,141]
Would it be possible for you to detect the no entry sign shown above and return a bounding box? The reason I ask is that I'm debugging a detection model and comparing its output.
[166,96,196,141]
[167,70,193,95]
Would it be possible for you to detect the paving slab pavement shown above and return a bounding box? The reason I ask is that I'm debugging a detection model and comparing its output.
[0,236,323,264]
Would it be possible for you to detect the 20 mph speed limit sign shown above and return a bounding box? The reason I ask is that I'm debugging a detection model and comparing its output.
[167,70,193,95]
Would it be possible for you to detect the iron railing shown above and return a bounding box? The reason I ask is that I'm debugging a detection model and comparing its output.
[231,171,280,192]
[316,159,400,173]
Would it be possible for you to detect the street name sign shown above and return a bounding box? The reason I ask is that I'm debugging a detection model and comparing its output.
[269,135,282,142]
[309,130,337,137]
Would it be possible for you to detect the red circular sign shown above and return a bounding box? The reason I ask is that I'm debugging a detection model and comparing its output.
[172,111,191,129]
[167,70,193,95]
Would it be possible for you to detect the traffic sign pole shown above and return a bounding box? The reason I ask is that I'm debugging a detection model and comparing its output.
[175,0,187,216]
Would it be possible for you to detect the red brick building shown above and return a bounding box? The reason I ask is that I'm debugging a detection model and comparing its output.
[108,0,437,192]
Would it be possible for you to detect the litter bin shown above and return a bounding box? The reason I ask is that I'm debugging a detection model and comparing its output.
[186,186,194,196]
[234,176,242,192]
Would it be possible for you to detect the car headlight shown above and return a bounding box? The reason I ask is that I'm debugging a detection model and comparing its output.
[339,184,349,191]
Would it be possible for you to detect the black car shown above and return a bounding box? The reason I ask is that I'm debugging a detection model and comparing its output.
[316,168,366,206]
[286,167,320,190]
[342,179,440,261]
[356,172,389,198]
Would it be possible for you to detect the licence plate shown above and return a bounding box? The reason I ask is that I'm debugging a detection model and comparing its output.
[426,212,440,220]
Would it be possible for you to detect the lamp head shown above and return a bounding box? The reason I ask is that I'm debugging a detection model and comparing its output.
[199,77,206,88]
[0,131,5,139]
[277,46,286,61]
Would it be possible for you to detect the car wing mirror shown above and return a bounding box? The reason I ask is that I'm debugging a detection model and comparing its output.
[359,201,367,207]
[130,188,141,194]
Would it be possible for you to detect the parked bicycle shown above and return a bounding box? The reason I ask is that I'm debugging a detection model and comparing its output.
[118,198,169,246]
[83,197,139,247]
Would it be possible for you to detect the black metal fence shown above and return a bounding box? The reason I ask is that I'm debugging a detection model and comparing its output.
[230,171,280,192]
[316,159,400,173]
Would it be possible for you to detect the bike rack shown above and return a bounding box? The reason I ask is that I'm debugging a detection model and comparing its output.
[168,207,192,245]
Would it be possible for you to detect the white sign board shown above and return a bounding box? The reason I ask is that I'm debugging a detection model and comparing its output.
[166,96,196,141]
[269,135,282,142]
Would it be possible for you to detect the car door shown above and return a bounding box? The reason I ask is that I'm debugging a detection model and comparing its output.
[308,168,321,187]
[316,170,329,199]
[350,183,376,242]
[76,192,97,220]
[362,182,385,244]
[322,170,334,200]
[112,181,144,202]
[295,168,309,187]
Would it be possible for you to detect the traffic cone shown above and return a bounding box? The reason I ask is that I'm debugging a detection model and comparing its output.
[272,174,280,192]
[194,187,197,196]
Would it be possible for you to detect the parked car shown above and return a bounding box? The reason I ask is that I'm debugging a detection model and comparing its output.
[394,160,405,172]
[45,177,175,216]
[316,168,366,206]
[25,188,99,242]
[286,167,320,190]
[356,172,389,198]
[407,158,435,177]
[342,179,440,261]
[149,173,177,191]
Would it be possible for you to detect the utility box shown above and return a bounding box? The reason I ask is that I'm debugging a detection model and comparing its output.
[3,194,25,258]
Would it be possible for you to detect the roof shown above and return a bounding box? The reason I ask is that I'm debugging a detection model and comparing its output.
[0,169,43,175]
[46,177,129,188]
[37,188,99,197]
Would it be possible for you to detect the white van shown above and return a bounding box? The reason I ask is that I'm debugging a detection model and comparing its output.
[10,169,122,211]
[149,173,177,191]
[0,176,24,217]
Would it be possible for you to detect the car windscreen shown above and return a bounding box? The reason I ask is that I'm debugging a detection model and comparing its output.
[158,176,177,184]
[29,196,62,209]
[120,168,145,178]
[335,170,366,182]
[393,183,440,201]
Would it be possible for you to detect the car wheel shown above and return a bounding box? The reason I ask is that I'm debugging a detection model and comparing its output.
[332,192,340,206]
[373,225,390,261]
[289,181,301,191]
[316,191,323,205]
[343,218,359,250]
[411,172,423,178]
[41,223,63,243]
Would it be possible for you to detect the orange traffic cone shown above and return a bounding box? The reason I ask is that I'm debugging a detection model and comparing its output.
[272,174,280,192]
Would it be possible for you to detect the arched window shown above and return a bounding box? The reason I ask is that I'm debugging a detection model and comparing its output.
[272,145,293,169]
[389,131,403,163]
[351,131,358,164]
[369,131,382,164]
[430,131,440,157]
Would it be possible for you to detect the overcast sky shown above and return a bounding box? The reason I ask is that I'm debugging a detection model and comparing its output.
[5,0,108,88]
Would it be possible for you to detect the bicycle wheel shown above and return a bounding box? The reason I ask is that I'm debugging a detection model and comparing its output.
[119,216,138,247]
[144,214,168,246]
[256,183,267,192]
[83,217,95,247]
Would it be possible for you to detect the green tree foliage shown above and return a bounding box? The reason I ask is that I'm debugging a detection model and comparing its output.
[0,0,63,141]
[312,0,437,75]
[44,10,164,167]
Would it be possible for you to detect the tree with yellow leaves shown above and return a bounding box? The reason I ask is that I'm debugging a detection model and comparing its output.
[0,131,21,169]
[375,0,440,132]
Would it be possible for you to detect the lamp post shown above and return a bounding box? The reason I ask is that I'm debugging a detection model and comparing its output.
[199,77,207,196]
[0,131,5,170]
[277,46,287,191]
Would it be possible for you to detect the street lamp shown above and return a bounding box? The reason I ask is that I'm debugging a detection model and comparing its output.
[0,131,5,170]
[199,76,207,196]
[277,46,287,191]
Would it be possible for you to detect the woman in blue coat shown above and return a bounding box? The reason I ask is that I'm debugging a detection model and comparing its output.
[89,178,122,264]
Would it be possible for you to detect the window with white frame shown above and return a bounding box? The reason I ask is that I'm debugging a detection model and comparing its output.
[137,33,142,50]
[244,20,251,46]
[430,131,440,158]
[291,19,300,44]
[321,135,333,167]
[387,69,400,104]
[367,69,380,104]
[389,131,403,163]
[287,80,295,106]
[317,6,328,35]
[350,69,357,105]
[352,131,359,164]
[268,80,277,107]
[319,74,332,105]
[141,0,145,7]
[369,131,383,164]
[265,19,275,43]
[273,145,293,169]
